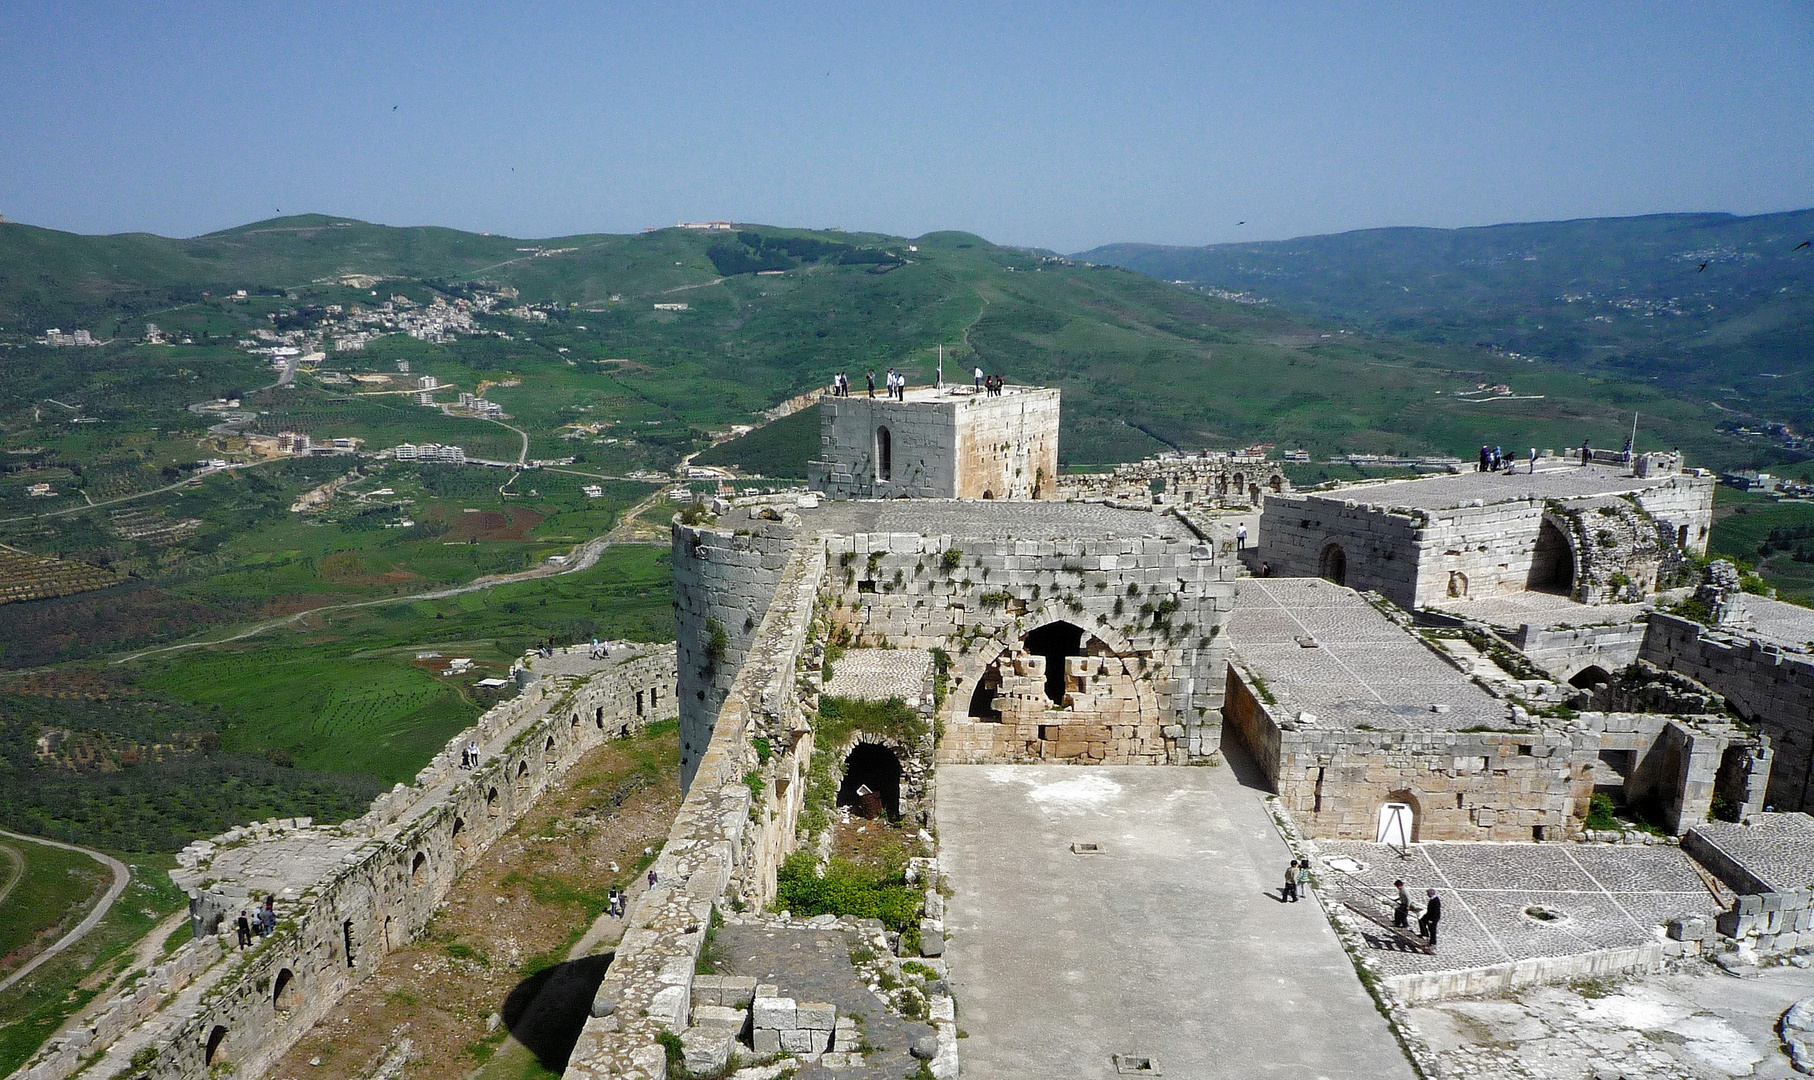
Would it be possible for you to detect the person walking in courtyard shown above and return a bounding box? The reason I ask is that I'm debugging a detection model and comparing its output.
[1419,888,1442,945]
[1580,438,1591,465]
[974,365,985,390]
[1392,880,1411,928]
[866,370,875,398]
[1529,447,1538,474]
[1236,523,1247,550]
[236,910,253,948]
[1283,859,1299,902]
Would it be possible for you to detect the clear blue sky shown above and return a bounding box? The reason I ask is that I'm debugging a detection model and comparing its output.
[3,1,1811,251]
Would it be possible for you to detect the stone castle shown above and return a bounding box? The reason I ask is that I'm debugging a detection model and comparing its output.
[28,379,1814,1080]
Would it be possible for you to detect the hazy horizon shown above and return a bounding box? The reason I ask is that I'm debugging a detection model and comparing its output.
[4,2,1812,251]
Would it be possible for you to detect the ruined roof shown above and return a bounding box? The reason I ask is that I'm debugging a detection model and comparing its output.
[820,648,933,703]
[1728,594,1814,653]
[1297,463,1684,512]
[1424,590,1649,632]
[1691,814,1814,892]
[796,498,1194,541]
[1226,578,1507,731]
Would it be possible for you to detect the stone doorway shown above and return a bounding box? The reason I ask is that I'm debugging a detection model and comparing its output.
[1529,518,1576,594]
[1319,543,1348,587]
[1023,621,1085,705]
[837,742,903,820]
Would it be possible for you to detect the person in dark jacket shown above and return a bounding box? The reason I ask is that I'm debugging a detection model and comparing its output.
[1419,888,1442,945]
[236,911,253,948]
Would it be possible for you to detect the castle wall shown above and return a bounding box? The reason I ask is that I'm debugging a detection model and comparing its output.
[1058,451,1290,510]
[1255,493,1428,608]
[819,532,1237,764]
[1642,613,1814,812]
[1631,472,1716,558]
[569,523,827,1080]
[24,648,677,1080]
[674,511,798,793]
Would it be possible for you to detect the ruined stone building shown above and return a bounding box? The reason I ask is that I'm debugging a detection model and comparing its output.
[1058,448,1291,509]
[1256,455,1714,609]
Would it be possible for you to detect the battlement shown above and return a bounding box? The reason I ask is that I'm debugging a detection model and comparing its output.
[807,384,1060,500]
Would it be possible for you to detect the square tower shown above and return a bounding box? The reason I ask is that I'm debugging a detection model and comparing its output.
[807,384,1060,499]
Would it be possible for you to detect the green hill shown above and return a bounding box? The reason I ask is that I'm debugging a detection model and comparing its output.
[0,214,1769,470]
[1077,210,1814,435]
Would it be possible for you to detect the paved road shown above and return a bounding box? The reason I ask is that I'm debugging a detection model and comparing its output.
[0,828,131,995]
[937,760,1417,1080]
[0,457,285,524]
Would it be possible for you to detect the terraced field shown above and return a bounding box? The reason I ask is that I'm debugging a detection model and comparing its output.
[0,545,118,606]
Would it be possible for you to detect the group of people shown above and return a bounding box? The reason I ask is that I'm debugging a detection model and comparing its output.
[830,369,910,400]
[1283,863,1444,947]
[1478,444,1538,474]
[1391,879,1444,945]
[458,739,482,769]
[588,638,611,660]
[971,367,1006,395]
[234,896,278,948]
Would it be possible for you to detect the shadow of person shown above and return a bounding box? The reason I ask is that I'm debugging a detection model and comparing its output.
[501,952,613,1072]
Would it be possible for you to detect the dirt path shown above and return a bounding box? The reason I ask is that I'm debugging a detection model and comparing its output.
[0,829,130,995]
[0,843,23,910]
[0,458,285,524]
[113,485,670,665]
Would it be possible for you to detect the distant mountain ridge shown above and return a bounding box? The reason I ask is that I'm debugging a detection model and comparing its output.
[1078,209,1814,430]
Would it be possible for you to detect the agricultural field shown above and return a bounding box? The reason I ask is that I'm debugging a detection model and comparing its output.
[0,544,118,605]
[1709,487,1814,606]
[0,852,188,1078]
[0,834,112,981]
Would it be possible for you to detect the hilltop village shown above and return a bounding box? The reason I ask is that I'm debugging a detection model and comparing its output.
[17,381,1814,1080]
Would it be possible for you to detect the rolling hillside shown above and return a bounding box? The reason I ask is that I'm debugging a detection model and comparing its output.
[0,215,1762,470]
[1078,210,1814,435]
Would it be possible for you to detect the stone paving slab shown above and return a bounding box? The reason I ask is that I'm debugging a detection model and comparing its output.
[1316,841,1720,979]
[1304,463,1668,512]
[798,499,1193,541]
[821,648,932,704]
[939,764,1417,1080]
[1229,581,1507,729]
[1692,814,1814,892]
[1731,594,1814,652]
[1426,592,1649,630]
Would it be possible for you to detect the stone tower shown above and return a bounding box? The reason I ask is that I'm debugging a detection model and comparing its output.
[807,384,1061,500]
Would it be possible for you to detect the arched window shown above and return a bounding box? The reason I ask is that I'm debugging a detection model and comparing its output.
[205,1025,229,1066]
[452,817,468,851]
[1528,519,1575,593]
[1024,622,1087,706]
[411,851,428,887]
[273,967,300,1011]
[486,787,500,817]
[876,426,893,481]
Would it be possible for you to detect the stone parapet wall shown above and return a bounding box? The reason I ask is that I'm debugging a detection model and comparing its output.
[1630,471,1716,558]
[1058,450,1289,510]
[1511,619,1648,684]
[1642,613,1814,812]
[1684,823,1814,956]
[18,647,676,1080]
[568,527,827,1079]
[1256,493,1427,608]
[818,530,1236,764]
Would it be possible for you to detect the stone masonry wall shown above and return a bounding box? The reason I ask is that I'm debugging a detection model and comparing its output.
[1643,613,1814,812]
[567,521,827,1079]
[818,531,1238,764]
[1222,662,1758,841]
[18,648,676,1080]
[1256,493,1428,608]
[806,388,1060,501]
[674,507,799,793]
[1058,450,1290,510]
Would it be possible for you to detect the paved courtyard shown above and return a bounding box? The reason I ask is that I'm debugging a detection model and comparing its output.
[937,763,1417,1080]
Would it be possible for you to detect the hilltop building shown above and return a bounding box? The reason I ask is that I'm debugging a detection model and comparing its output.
[806,384,1061,501]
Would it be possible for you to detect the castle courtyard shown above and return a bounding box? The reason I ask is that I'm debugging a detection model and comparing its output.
[936,761,1417,1080]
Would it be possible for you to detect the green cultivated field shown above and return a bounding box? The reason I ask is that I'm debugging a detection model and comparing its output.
[1709,487,1814,605]
[0,836,110,978]
[0,853,187,1077]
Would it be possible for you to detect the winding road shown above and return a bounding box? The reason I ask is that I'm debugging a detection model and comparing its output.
[0,829,131,995]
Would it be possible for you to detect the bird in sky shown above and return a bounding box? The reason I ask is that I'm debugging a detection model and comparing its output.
[1795,240,1811,251]
[1236,221,1246,225]
[392,105,398,111]
[1697,262,1708,272]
